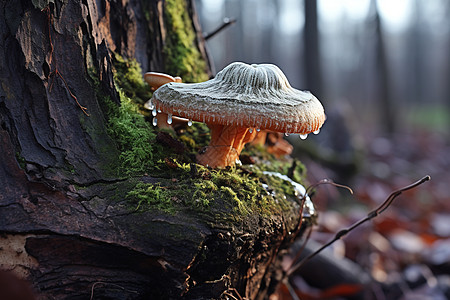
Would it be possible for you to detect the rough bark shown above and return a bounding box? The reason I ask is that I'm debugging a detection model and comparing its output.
[0,1,309,299]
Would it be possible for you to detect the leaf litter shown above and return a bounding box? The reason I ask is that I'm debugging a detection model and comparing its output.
[280,129,450,300]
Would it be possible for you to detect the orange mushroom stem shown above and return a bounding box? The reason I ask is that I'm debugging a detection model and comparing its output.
[196,125,257,168]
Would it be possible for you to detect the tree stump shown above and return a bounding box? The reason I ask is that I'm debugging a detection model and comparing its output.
[0,1,313,299]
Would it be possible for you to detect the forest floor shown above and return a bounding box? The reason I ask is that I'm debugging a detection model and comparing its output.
[283,129,450,300]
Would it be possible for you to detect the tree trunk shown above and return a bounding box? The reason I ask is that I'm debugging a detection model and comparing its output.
[0,1,311,299]
[303,0,322,100]
[371,0,395,134]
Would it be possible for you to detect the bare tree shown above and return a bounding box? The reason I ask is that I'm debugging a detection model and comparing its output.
[369,0,395,134]
[304,0,322,100]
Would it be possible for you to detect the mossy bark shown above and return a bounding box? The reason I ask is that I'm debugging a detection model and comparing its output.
[0,1,311,299]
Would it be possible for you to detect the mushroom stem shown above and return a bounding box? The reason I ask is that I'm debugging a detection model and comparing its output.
[197,125,257,168]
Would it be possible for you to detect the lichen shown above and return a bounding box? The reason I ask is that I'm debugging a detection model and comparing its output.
[163,0,209,83]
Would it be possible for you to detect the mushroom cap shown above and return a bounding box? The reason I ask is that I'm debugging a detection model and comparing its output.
[151,62,325,134]
[144,72,182,90]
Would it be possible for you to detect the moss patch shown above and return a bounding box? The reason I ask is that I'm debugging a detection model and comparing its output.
[105,93,161,176]
[112,53,152,105]
[126,158,301,219]
[242,144,307,184]
[127,181,177,213]
[163,0,209,83]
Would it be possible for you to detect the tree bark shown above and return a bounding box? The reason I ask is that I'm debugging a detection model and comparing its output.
[0,1,310,299]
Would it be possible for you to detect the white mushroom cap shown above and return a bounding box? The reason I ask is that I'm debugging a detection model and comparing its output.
[152,62,325,134]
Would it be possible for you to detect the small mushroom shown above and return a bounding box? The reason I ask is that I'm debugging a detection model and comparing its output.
[144,72,184,128]
[150,62,325,168]
[144,72,182,92]
[251,131,294,158]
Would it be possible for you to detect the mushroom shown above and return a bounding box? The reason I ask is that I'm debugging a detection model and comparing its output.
[144,72,184,128]
[150,62,325,168]
[250,131,294,158]
[144,72,182,92]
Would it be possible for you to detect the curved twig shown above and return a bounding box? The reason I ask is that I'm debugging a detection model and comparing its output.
[287,175,431,276]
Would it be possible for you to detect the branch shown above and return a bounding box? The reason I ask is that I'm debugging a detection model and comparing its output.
[288,179,353,271]
[286,175,431,277]
[204,18,236,40]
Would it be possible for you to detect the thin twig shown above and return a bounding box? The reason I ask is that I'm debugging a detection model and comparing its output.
[293,179,353,238]
[204,18,237,40]
[287,175,431,276]
[306,178,354,196]
[288,179,353,271]
[283,279,302,300]
[286,225,313,272]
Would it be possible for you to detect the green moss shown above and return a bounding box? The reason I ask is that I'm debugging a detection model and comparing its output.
[243,144,307,183]
[127,181,176,213]
[163,0,209,83]
[179,135,196,151]
[15,152,26,169]
[119,126,307,217]
[191,180,217,207]
[124,162,269,217]
[126,176,213,214]
[220,186,248,215]
[112,53,152,105]
[178,122,211,150]
[87,62,161,177]
[106,92,162,176]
